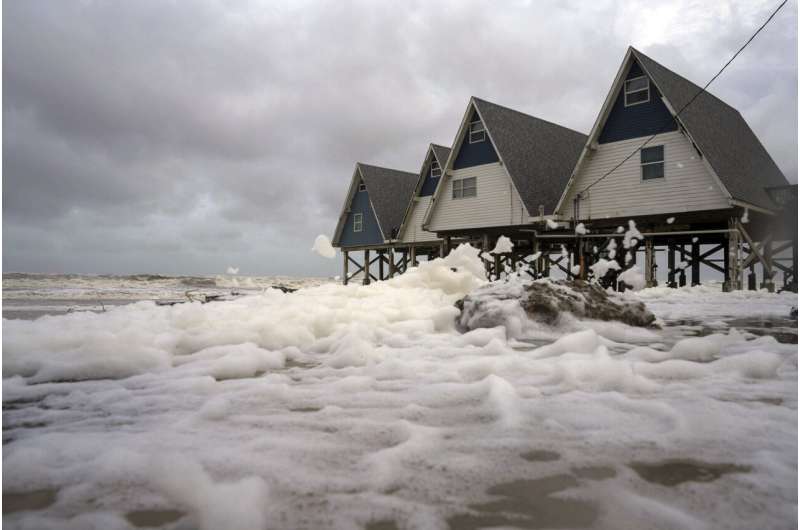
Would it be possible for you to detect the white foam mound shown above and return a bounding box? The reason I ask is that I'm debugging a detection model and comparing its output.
[3,243,487,383]
[151,455,269,530]
[490,235,514,254]
[590,258,621,279]
[391,243,486,295]
[619,266,646,290]
[311,234,336,259]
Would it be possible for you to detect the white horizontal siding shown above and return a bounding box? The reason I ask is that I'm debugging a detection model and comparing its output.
[428,162,529,232]
[558,131,730,220]
[401,196,439,243]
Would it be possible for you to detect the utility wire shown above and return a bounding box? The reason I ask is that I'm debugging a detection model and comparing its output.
[578,0,789,197]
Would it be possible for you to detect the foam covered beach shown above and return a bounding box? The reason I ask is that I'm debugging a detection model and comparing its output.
[3,245,797,530]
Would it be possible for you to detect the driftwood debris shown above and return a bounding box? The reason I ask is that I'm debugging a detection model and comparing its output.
[155,285,296,307]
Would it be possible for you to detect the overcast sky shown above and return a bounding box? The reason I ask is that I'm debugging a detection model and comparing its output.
[3,0,797,277]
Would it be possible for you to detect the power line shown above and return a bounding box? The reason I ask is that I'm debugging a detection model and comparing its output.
[578,0,789,197]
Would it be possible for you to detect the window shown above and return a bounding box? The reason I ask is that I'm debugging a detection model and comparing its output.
[353,213,363,232]
[430,160,441,178]
[358,182,366,192]
[641,145,664,180]
[624,76,650,106]
[469,120,485,143]
[452,177,477,199]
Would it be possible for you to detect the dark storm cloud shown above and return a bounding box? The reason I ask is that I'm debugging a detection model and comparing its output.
[3,0,797,276]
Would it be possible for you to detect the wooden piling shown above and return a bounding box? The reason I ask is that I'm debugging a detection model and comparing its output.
[645,239,656,287]
[543,247,551,278]
[761,239,774,292]
[343,250,349,285]
[691,241,700,286]
[679,252,687,287]
[724,218,742,291]
[722,239,729,289]
[667,241,676,288]
[363,250,371,285]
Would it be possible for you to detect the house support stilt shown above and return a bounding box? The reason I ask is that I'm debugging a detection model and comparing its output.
[363,249,371,285]
[645,239,656,287]
[723,219,742,292]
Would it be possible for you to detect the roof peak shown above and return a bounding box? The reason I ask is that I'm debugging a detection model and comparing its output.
[629,47,739,115]
[471,96,587,137]
[356,162,416,175]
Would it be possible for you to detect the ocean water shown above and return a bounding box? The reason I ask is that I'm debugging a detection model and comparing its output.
[2,273,333,320]
[2,248,797,529]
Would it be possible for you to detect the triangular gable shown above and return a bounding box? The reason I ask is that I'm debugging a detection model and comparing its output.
[554,47,725,214]
[423,99,509,228]
[397,143,450,242]
[420,145,449,196]
[472,98,587,217]
[452,109,499,169]
[332,166,385,248]
[597,58,678,144]
[423,97,586,228]
[632,47,789,211]
[556,47,789,215]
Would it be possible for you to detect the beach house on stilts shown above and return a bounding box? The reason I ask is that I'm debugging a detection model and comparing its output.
[554,47,795,291]
[331,163,417,285]
[422,97,586,279]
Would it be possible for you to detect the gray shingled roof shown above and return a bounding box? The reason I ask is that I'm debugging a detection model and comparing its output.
[632,48,789,211]
[473,97,587,215]
[358,163,418,239]
[431,144,451,168]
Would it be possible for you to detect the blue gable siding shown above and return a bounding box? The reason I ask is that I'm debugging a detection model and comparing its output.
[338,183,384,247]
[453,110,499,169]
[419,157,440,196]
[598,60,677,144]
[420,172,440,196]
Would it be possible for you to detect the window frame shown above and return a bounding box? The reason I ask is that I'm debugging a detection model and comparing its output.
[430,159,441,178]
[353,212,363,232]
[452,177,477,199]
[640,145,665,181]
[358,182,367,192]
[624,75,650,107]
[468,120,486,143]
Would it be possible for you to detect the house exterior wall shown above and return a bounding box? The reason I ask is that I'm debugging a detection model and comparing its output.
[338,185,384,247]
[598,61,678,144]
[558,130,730,220]
[428,162,529,232]
[401,196,439,243]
